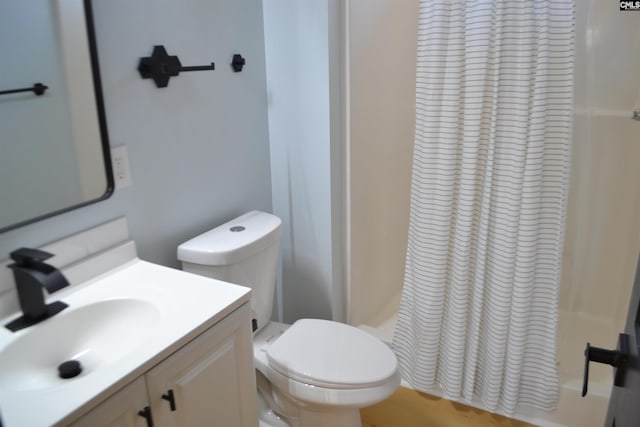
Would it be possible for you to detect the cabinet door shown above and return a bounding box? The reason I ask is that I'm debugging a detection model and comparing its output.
[147,303,258,427]
[71,377,150,427]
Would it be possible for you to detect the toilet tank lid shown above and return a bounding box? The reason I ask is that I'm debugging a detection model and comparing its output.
[177,211,282,266]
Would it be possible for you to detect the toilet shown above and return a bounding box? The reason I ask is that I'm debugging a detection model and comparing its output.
[177,211,400,427]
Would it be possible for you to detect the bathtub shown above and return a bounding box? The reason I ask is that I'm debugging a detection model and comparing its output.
[357,300,613,427]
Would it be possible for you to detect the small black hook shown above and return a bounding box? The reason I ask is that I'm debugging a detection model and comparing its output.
[231,54,246,72]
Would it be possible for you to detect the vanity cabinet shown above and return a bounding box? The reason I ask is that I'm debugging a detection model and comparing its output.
[71,303,258,427]
[71,377,148,427]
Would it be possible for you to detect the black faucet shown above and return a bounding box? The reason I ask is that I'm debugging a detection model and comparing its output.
[5,247,70,332]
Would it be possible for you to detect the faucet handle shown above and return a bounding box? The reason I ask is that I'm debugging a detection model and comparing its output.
[10,248,54,266]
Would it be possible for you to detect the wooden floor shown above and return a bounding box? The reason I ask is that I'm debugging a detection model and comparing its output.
[360,387,535,427]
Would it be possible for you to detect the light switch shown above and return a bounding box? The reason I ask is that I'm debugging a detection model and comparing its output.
[111,145,132,189]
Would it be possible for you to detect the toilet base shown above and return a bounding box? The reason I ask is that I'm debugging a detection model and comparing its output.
[258,395,362,427]
[257,387,290,427]
[257,369,364,427]
[298,408,361,427]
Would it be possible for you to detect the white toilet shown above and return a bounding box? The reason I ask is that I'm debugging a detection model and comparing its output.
[177,211,400,427]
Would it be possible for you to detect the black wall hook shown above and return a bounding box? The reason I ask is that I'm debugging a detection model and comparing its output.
[138,45,215,88]
[231,54,246,72]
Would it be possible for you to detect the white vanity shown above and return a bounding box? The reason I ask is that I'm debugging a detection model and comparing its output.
[0,220,258,426]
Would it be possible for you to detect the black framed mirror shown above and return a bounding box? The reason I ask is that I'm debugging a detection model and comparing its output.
[0,0,113,233]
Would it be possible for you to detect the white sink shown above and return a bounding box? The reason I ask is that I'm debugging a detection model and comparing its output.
[0,258,251,426]
[0,298,160,391]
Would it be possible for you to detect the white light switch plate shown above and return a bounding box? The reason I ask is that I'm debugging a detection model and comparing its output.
[111,145,133,189]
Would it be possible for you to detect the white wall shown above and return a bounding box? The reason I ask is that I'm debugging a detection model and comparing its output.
[346,0,419,326]
[0,0,272,273]
[263,0,343,322]
[262,0,419,325]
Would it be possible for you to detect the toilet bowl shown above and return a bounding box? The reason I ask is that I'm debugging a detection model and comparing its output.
[177,211,400,427]
[253,320,400,426]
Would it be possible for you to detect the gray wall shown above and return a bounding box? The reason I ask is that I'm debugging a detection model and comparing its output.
[0,0,272,269]
[263,0,343,323]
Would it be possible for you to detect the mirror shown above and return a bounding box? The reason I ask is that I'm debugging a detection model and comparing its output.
[0,0,113,233]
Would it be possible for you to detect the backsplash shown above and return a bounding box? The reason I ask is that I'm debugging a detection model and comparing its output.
[0,218,134,319]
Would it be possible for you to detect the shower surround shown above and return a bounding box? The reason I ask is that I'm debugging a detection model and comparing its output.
[346,0,640,426]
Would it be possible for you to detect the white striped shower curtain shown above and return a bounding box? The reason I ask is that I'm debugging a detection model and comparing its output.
[392,0,575,414]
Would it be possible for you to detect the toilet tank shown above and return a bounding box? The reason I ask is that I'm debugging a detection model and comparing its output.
[177,211,282,333]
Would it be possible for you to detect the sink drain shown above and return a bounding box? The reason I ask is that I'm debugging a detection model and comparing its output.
[58,360,82,379]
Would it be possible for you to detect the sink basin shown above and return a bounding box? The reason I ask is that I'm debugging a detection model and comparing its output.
[0,298,161,391]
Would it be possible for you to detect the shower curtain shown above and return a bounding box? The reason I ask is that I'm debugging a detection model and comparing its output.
[392,0,575,414]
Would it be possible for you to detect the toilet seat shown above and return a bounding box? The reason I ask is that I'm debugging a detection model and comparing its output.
[266,319,398,389]
[263,361,401,408]
[254,320,401,410]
